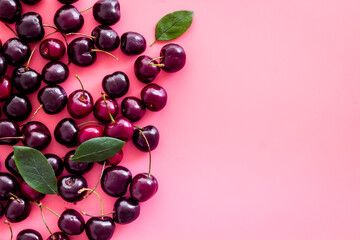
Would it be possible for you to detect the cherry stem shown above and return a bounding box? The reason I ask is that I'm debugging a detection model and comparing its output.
[22,104,43,126]
[80,210,115,218]
[135,127,152,177]
[80,5,93,13]
[79,188,104,217]
[66,32,95,39]
[101,92,115,123]
[83,161,106,199]
[9,193,22,203]
[149,56,164,67]
[91,49,118,60]
[30,201,60,218]
[39,205,54,239]
[43,24,69,46]
[149,40,157,47]
[3,23,17,37]
[0,136,24,140]
[78,121,103,127]
[75,75,86,101]
[4,220,13,240]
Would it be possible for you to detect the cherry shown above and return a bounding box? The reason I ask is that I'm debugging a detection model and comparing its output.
[5,196,31,222]
[93,0,120,26]
[64,150,94,175]
[46,232,69,240]
[141,83,167,111]
[130,173,158,202]
[58,175,87,202]
[113,197,140,224]
[19,0,41,5]
[93,95,118,123]
[15,12,45,43]
[104,116,133,142]
[54,5,84,33]
[5,152,21,177]
[44,153,64,177]
[38,85,68,114]
[86,217,115,240]
[21,121,51,150]
[120,32,146,55]
[0,55,7,77]
[2,38,31,66]
[78,125,104,144]
[98,150,123,166]
[0,120,20,145]
[121,96,146,122]
[134,55,160,83]
[101,166,132,197]
[17,229,43,240]
[40,38,66,61]
[3,93,32,122]
[0,76,12,101]
[68,37,97,66]
[42,61,69,84]
[0,172,18,200]
[19,180,45,201]
[54,118,79,147]
[12,67,42,94]
[58,0,78,3]
[0,0,22,23]
[67,75,94,119]
[133,125,159,152]
[102,71,129,98]
[58,209,85,235]
[92,25,120,51]
[160,43,186,73]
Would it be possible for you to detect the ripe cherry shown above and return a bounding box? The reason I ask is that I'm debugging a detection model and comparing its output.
[133,125,159,152]
[42,61,69,84]
[101,166,132,197]
[17,229,43,240]
[98,150,123,166]
[160,43,186,73]
[121,96,146,122]
[104,116,133,142]
[0,0,22,23]
[54,118,79,147]
[40,38,66,61]
[0,120,20,145]
[2,38,31,67]
[5,152,21,177]
[58,175,87,202]
[67,75,94,119]
[113,197,140,224]
[92,25,120,51]
[68,37,97,67]
[12,67,42,94]
[44,153,64,177]
[141,83,167,111]
[120,32,146,55]
[47,232,69,240]
[38,85,68,114]
[130,173,158,202]
[0,172,18,200]
[64,150,94,175]
[78,125,104,144]
[15,12,44,43]
[102,71,129,98]
[58,209,85,235]
[0,76,12,101]
[21,121,52,150]
[19,180,45,201]
[85,217,115,240]
[5,196,31,222]
[3,93,32,122]
[0,55,7,77]
[93,0,120,26]
[54,5,84,33]
[134,55,160,83]
[93,95,118,123]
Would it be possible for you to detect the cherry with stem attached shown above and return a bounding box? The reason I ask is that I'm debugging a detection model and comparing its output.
[67,75,94,119]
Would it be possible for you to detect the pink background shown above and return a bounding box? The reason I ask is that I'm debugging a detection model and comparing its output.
[1,0,360,239]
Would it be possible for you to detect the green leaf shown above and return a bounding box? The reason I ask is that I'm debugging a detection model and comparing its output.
[13,146,57,195]
[71,137,125,163]
[153,10,194,45]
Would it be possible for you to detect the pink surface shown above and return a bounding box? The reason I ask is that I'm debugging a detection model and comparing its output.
[1,0,360,239]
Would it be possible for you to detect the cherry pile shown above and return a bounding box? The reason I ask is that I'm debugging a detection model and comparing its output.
[0,0,187,239]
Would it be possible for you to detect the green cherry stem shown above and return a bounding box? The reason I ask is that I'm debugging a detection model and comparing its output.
[80,210,115,218]
[4,220,13,240]
[0,136,24,140]
[21,104,43,126]
[3,23,17,37]
[39,204,54,240]
[9,193,23,203]
[135,126,152,178]
[66,32,95,39]
[75,75,86,101]
[80,5,93,13]
[78,121,103,127]
[42,24,69,46]
[79,188,104,217]
[83,161,106,199]
[30,201,60,218]
[149,56,165,67]
[149,40,157,47]
[91,49,118,60]
[101,92,115,123]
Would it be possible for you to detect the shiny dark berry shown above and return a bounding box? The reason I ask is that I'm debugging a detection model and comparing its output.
[78,125,104,144]
[40,38,66,61]
[58,209,85,235]
[42,61,69,84]
[92,25,120,51]
[93,96,118,123]
[0,172,18,200]
[113,197,140,224]
[93,0,120,26]
[0,120,20,145]
[120,32,146,55]
[121,97,146,122]
[141,83,167,111]
[67,37,97,67]
[12,67,42,94]
[21,121,51,150]
[17,229,43,240]
[5,152,21,177]
[130,173,158,202]
[19,180,45,201]
[44,154,64,177]
[38,85,68,114]
[15,12,44,42]
[102,71,129,98]
[0,55,7,77]
[132,125,159,152]
[0,0,22,23]
[67,90,94,119]
[64,150,94,175]
[160,43,186,73]
[3,93,32,122]
[134,55,160,83]
[85,217,115,240]
[5,197,31,222]
[104,117,133,142]
[58,175,87,202]
[101,166,132,197]
[54,118,79,147]
[46,232,69,240]
[54,5,84,33]
[0,76,12,101]
[2,38,31,66]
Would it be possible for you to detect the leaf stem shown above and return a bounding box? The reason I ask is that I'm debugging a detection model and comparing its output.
[101,92,115,123]
[39,205,54,239]
[83,161,106,199]
[4,220,13,240]
[91,49,118,60]
[79,188,104,217]
[80,5,93,13]
[136,128,152,177]
[66,32,95,39]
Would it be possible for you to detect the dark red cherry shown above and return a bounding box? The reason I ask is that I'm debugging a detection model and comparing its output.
[101,166,132,197]
[85,217,115,240]
[40,38,66,61]
[104,117,133,142]
[19,180,45,201]
[98,150,123,166]
[12,67,42,94]
[47,232,69,240]
[160,43,186,73]
[58,0,78,4]
[58,209,85,235]
[93,96,118,123]
[5,152,21,177]
[67,90,94,119]
[113,197,140,224]
[0,0,22,23]
[5,197,31,222]
[141,83,167,111]
[21,121,51,150]
[130,173,158,202]
[0,76,12,101]
[0,55,7,77]
[78,125,104,144]
[38,85,68,114]
[58,175,87,202]
[102,71,129,98]
[2,38,31,66]
[19,0,41,5]
[92,25,120,51]
[120,32,146,55]
[0,172,18,200]
[134,55,160,83]
[17,229,43,240]
[54,5,84,33]
[64,150,94,175]
[93,0,120,26]
[44,153,64,177]
[54,118,79,147]
[121,97,146,122]
[68,37,97,66]
[42,61,69,84]
[0,120,20,145]
[15,12,44,43]
[132,125,159,152]
[3,93,32,122]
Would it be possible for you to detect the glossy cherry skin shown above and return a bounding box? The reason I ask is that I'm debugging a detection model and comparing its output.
[21,121,51,150]
[0,0,22,23]
[54,118,79,147]
[68,37,97,66]
[17,229,43,240]
[67,90,94,119]
[15,12,44,43]
[12,67,42,94]
[130,173,158,202]
[19,180,45,201]
[120,32,146,55]
[5,152,21,177]
[58,0,78,3]
[134,55,160,83]
[0,120,20,145]
[98,150,123,166]
[0,76,12,101]
[141,83,167,111]
[19,0,41,4]
[92,25,120,51]
[160,43,186,73]
[101,166,132,197]
[54,5,84,33]
[78,125,104,144]
[93,0,120,26]
[38,85,68,114]
[104,117,133,141]
[46,232,69,240]
[5,197,31,222]
[121,97,146,122]
[0,172,18,200]
[58,175,87,202]
[44,153,64,177]
[42,61,69,84]
[3,93,32,122]
[0,55,7,77]
[2,38,31,66]
[102,71,129,98]
[132,125,159,152]
[113,197,140,224]
[86,217,115,240]
[64,150,94,175]
[58,209,85,235]
[93,96,119,123]
[40,38,66,61]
